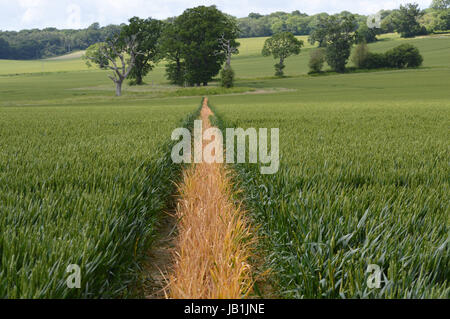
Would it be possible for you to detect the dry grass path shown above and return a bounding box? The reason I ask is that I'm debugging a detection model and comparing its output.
[167,98,255,299]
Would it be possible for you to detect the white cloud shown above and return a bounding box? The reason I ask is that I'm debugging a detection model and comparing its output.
[19,0,48,25]
[66,4,82,29]
[0,0,434,31]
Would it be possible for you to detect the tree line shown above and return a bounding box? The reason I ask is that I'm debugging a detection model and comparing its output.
[239,1,449,40]
[0,23,122,60]
[261,9,426,77]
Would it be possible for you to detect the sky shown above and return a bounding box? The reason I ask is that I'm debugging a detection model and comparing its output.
[0,0,434,31]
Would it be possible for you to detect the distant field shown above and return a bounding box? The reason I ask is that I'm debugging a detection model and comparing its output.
[0,33,449,298]
[232,34,450,78]
[44,51,85,61]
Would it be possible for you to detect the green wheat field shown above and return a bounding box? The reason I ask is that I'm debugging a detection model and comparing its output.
[0,33,449,298]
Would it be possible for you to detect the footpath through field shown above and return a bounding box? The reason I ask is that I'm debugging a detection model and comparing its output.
[166,98,255,299]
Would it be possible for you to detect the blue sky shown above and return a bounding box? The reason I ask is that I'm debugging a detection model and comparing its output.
[0,0,433,31]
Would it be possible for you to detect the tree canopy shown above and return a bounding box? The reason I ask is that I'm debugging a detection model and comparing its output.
[262,32,304,76]
[163,5,239,86]
[237,11,367,38]
[121,17,163,85]
[160,21,185,86]
[309,15,358,73]
[431,0,450,10]
[393,3,426,38]
[355,23,379,43]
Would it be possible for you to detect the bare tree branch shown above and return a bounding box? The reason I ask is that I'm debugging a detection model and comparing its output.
[215,34,238,70]
[84,34,141,96]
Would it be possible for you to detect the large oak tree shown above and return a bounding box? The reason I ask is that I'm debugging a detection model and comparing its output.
[163,6,239,86]
[309,15,357,73]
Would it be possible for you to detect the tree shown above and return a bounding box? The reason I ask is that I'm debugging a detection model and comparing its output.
[248,13,263,19]
[393,3,426,38]
[164,6,239,86]
[309,15,357,73]
[431,0,450,10]
[160,20,185,86]
[421,4,450,32]
[380,10,398,33]
[433,0,450,30]
[271,19,288,34]
[385,43,423,68]
[286,15,310,35]
[351,42,369,68]
[220,68,235,88]
[86,23,102,44]
[355,24,379,43]
[360,52,388,69]
[308,48,326,73]
[291,10,307,17]
[217,34,240,87]
[217,34,240,71]
[436,9,450,30]
[84,35,140,96]
[122,17,163,85]
[0,38,10,59]
[262,32,303,76]
[308,16,329,47]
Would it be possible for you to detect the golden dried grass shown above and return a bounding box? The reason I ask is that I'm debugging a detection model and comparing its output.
[168,98,255,299]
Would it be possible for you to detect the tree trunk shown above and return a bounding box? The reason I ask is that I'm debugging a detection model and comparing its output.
[203,82,208,86]
[115,80,123,97]
[226,55,231,70]
[135,74,143,85]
